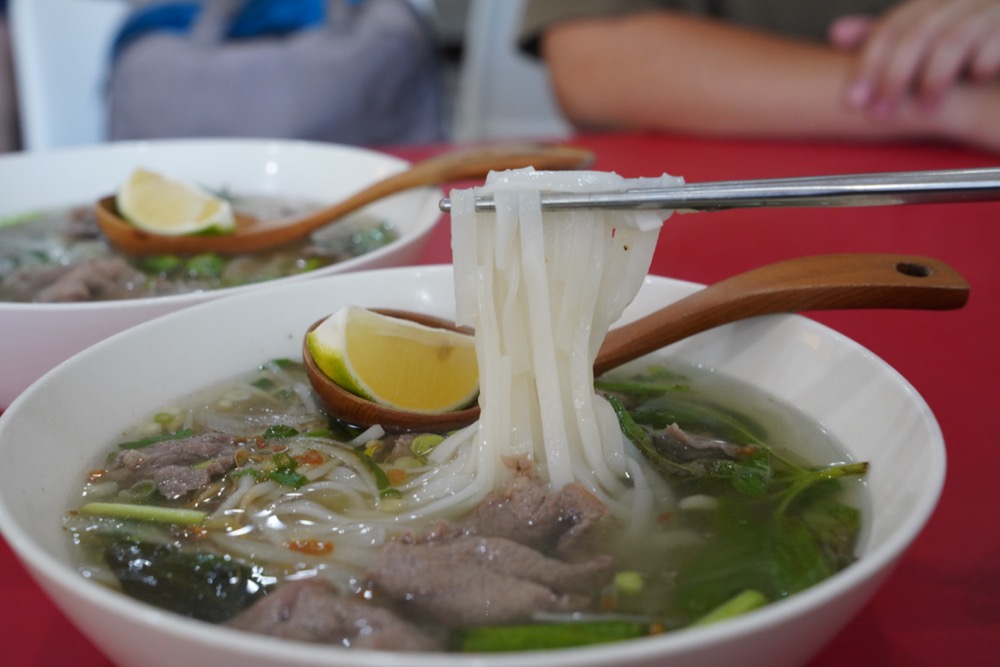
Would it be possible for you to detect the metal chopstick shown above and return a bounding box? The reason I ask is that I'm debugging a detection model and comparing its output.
[437,167,1000,213]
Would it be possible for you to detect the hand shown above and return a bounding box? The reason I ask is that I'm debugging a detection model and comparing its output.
[830,0,1000,116]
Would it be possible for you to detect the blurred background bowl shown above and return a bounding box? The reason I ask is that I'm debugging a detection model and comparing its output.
[0,138,442,408]
[0,265,945,667]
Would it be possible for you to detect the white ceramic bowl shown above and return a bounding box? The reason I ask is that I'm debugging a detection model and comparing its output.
[0,139,442,408]
[0,266,945,667]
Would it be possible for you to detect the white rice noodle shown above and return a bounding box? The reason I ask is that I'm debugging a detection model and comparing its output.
[344,424,385,447]
[441,168,682,524]
[402,422,495,520]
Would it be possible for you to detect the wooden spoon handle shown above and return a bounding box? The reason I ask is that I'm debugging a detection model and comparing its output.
[277,143,595,236]
[593,253,969,376]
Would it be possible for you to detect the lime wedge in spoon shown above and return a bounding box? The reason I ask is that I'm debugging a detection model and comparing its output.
[116,168,235,236]
[306,306,479,414]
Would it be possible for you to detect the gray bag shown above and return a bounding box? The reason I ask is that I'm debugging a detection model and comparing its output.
[108,0,443,146]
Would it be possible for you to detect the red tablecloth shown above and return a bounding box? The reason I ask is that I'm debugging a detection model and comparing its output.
[3,132,998,666]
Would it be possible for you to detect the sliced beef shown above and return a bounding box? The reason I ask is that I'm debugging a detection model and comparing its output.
[3,256,153,302]
[651,423,754,462]
[369,535,613,627]
[106,431,241,500]
[227,578,440,651]
[1,263,72,302]
[451,462,608,555]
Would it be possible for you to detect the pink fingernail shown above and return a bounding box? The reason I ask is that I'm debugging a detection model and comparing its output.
[846,80,871,109]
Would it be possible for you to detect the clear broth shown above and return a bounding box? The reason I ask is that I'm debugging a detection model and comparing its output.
[65,358,868,651]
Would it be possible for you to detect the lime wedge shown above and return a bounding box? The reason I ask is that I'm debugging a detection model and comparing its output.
[306,306,479,414]
[116,168,235,236]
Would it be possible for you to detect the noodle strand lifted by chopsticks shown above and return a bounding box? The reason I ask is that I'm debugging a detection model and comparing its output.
[443,168,683,526]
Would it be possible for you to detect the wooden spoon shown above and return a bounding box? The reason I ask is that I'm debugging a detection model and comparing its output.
[94,143,595,256]
[303,253,969,433]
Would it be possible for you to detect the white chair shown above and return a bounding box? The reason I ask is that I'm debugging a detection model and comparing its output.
[9,0,129,152]
[452,0,572,142]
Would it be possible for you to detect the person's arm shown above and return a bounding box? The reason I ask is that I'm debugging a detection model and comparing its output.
[540,10,1000,151]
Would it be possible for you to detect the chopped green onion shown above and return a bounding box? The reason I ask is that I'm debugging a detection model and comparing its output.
[80,502,206,526]
[458,620,652,652]
[410,433,444,458]
[614,570,644,595]
[137,255,183,274]
[118,428,194,450]
[297,257,322,272]
[691,589,768,627]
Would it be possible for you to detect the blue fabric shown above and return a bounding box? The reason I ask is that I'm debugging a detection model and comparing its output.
[111,3,200,60]
[112,1,336,61]
[226,0,327,39]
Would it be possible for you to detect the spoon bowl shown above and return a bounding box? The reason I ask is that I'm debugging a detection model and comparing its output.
[95,143,595,256]
[304,253,969,432]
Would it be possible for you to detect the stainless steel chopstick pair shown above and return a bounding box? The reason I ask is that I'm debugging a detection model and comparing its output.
[438,166,1000,212]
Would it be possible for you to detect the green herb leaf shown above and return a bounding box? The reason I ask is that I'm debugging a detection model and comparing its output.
[674,498,839,616]
[266,451,307,488]
[263,424,299,439]
[261,358,297,370]
[719,453,772,496]
[251,377,276,391]
[104,540,270,623]
[359,452,392,491]
[267,469,308,488]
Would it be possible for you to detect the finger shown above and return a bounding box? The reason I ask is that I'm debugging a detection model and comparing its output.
[969,17,1000,79]
[918,7,1000,102]
[918,17,994,102]
[853,1,975,113]
[829,14,875,50]
[846,2,931,110]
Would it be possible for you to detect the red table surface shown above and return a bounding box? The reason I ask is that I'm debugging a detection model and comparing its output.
[3,132,998,666]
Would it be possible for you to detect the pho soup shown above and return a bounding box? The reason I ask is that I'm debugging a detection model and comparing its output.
[0,194,396,303]
[64,169,868,653]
